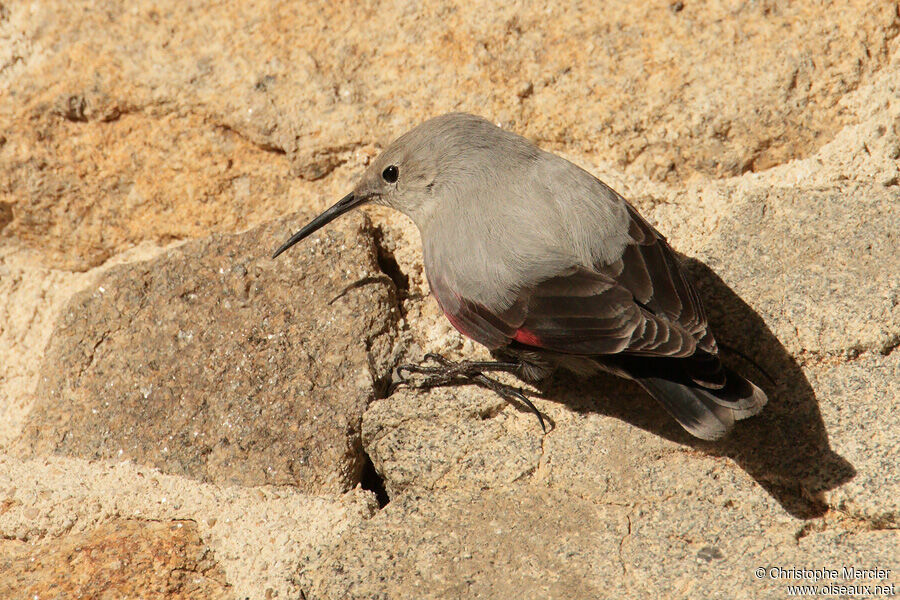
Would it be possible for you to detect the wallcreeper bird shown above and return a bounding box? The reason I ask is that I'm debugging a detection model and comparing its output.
[273,113,767,440]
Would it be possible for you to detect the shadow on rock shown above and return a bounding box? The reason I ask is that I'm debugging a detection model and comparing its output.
[543,258,856,519]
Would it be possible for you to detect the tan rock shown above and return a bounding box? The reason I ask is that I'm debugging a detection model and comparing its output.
[13,213,398,492]
[0,519,229,600]
[687,183,899,357]
[299,485,631,600]
[299,483,899,600]
[0,453,378,600]
[2,0,897,270]
[0,242,169,447]
[812,352,900,526]
[0,111,294,271]
[364,386,542,497]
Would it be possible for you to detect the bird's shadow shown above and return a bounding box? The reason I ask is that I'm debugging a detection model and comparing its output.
[539,258,855,519]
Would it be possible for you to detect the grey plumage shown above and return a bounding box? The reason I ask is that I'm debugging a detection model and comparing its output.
[274,113,767,440]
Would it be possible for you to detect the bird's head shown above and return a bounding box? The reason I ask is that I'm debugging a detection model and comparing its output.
[272,113,527,258]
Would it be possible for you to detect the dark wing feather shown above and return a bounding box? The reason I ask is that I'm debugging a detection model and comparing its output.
[516,201,714,359]
[596,203,714,353]
[517,267,699,358]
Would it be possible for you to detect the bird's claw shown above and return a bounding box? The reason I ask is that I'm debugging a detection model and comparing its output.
[423,352,451,365]
[392,354,548,433]
[396,354,479,382]
[394,356,450,392]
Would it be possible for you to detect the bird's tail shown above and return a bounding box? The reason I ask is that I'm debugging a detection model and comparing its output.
[633,365,767,441]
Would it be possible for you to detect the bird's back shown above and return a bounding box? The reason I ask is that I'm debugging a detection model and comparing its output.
[421,140,635,312]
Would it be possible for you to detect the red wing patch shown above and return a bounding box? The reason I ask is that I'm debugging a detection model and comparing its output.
[513,328,542,347]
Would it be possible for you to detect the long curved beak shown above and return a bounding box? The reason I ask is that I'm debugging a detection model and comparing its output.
[272,192,365,258]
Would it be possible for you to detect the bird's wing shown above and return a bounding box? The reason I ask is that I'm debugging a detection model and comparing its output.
[428,201,714,359]
[515,266,701,357]
[593,201,714,353]
[518,201,714,357]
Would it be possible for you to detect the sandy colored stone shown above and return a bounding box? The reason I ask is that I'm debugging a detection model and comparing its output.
[363,386,542,497]
[13,213,398,492]
[0,453,378,600]
[689,183,899,357]
[2,0,898,271]
[811,352,900,526]
[299,482,898,600]
[621,503,898,599]
[0,242,168,447]
[0,263,94,447]
[0,110,296,271]
[299,485,631,600]
[361,352,858,518]
[0,519,229,600]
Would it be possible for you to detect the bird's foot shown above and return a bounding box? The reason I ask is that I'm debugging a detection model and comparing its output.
[396,353,518,385]
[393,353,547,432]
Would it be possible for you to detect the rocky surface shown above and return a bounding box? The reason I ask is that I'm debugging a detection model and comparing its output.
[0,454,377,599]
[299,482,899,600]
[1,0,899,598]
[13,213,398,492]
[1,519,230,600]
[2,1,898,271]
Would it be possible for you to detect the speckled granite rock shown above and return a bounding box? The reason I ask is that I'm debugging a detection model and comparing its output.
[1,0,899,598]
[0,454,378,600]
[13,213,398,492]
[692,183,899,357]
[810,352,900,526]
[363,386,542,497]
[298,483,898,600]
[298,485,632,599]
[0,519,230,600]
[2,1,898,269]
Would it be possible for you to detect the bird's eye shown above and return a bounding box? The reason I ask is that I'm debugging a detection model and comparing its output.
[382,165,399,183]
